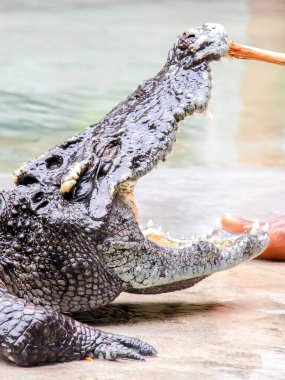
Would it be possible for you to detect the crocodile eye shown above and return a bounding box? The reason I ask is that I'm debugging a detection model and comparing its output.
[96,138,121,160]
[46,155,63,169]
[178,39,189,50]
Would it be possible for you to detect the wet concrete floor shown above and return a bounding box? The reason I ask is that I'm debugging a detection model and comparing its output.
[0,168,284,379]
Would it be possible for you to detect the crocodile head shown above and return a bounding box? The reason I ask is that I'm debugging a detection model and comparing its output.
[0,24,269,302]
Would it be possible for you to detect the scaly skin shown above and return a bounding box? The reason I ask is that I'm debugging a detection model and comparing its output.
[0,24,269,366]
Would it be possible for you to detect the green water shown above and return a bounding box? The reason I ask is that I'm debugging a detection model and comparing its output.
[0,0,284,173]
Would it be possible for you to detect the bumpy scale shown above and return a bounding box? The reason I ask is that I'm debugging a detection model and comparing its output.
[0,24,269,366]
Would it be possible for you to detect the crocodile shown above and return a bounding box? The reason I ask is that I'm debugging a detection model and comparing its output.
[0,23,269,366]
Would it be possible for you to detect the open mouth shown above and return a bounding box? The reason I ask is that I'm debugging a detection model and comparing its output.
[134,32,283,256]
[116,169,269,286]
[110,178,270,294]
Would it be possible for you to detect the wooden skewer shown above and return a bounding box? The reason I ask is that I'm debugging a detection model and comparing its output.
[228,40,285,66]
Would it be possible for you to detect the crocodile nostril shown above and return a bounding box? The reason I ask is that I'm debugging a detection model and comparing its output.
[178,39,189,50]
[46,155,63,169]
[17,175,39,186]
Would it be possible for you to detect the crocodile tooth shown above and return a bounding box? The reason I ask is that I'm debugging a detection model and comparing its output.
[147,219,154,228]
[262,222,270,233]
[202,109,214,121]
[249,219,259,236]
